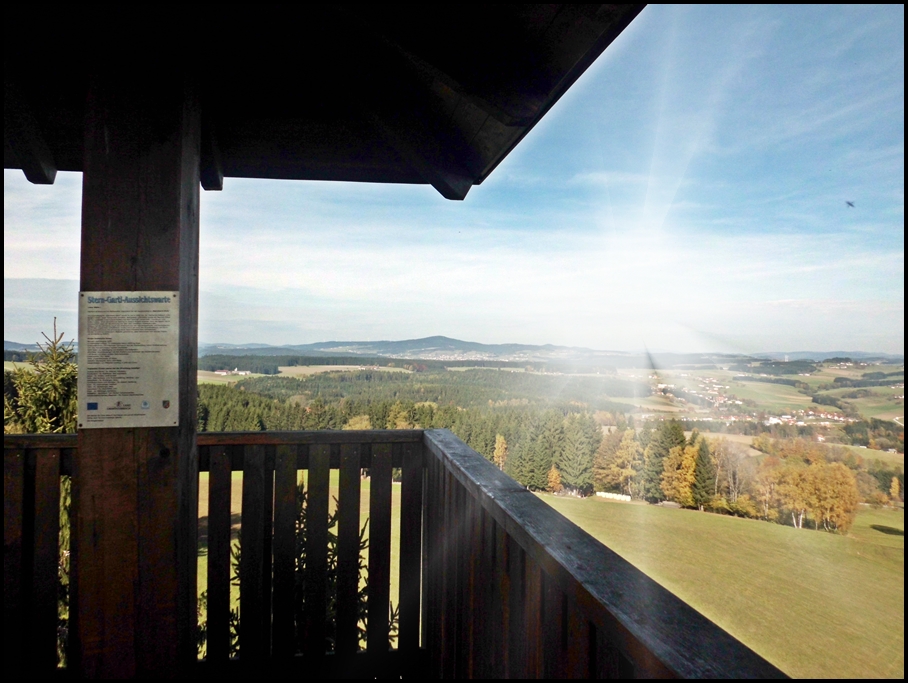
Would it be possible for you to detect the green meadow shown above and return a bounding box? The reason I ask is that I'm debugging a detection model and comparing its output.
[725,380,827,413]
[540,494,904,679]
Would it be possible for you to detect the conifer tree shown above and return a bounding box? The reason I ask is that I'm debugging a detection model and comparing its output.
[3,320,77,665]
[559,413,601,494]
[642,420,686,502]
[4,319,78,434]
[691,437,715,510]
[597,429,643,497]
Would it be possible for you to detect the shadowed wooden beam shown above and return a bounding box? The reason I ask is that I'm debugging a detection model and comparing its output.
[201,112,223,191]
[3,79,57,184]
[73,72,200,677]
[364,109,474,200]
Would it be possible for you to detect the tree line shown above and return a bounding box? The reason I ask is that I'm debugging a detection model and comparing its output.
[592,421,902,533]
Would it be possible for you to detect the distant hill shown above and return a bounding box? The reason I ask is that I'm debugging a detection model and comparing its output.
[4,341,41,351]
[755,351,904,363]
[198,336,756,369]
[10,335,901,367]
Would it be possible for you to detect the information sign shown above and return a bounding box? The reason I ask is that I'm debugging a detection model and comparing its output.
[78,291,179,428]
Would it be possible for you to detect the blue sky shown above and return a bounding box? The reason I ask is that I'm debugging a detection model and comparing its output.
[4,5,904,354]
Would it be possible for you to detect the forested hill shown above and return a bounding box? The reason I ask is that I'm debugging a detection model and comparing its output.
[226,369,648,411]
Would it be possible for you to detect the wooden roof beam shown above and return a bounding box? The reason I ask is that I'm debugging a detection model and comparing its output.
[366,110,473,201]
[353,20,531,128]
[3,79,57,184]
[200,113,223,191]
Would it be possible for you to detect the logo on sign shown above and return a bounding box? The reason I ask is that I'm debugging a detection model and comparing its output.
[87,402,99,411]
[141,400,150,409]
[162,400,171,409]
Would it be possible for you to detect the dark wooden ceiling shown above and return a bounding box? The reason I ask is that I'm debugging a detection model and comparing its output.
[4,4,644,199]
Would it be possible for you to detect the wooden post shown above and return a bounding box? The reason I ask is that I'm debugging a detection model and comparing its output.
[72,72,200,677]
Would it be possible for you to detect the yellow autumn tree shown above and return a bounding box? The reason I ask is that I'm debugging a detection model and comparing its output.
[547,464,563,493]
[493,434,508,471]
[343,414,372,430]
[660,441,698,508]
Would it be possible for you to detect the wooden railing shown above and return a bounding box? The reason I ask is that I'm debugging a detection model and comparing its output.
[5,430,786,678]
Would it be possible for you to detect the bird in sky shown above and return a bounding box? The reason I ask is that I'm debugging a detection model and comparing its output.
[846,201,855,208]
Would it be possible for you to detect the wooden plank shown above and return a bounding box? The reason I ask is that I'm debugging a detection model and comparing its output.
[4,448,25,673]
[367,443,392,658]
[524,555,544,679]
[3,434,77,450]
[305,444,330,661]
[476,508,495,679]
[542,574,564,679]
[507,538,527,679]
[398,441,423,659]
[73,428,140,678]
[439,469,456,678]
[336,443,362,659]
[566,596,591,679]
[260,446,275,651]
[29,449,61,674]
[459,484,475,678]
[422,450,443,678]
[463,487,480,678]
[495,519,511,679]
[272,444,297,659]
[240,445,266,663]
[205,446,232,664]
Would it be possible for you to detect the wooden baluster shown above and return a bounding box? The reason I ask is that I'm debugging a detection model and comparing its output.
[455,483,470,678]
[440,469,457,678]
[29,448,61,674]
[565,596,591,678]
[507,539,527,679]
[304,444,330,664]
[399,441,423,668]
[524,556,544,678]
[423,450,443,678]
[543,576,566,679]
[261,446,275,653]
[476,508,493,679]
[336,443,362,666]
[205,445,232,664]
[464,493,478,678]
[367,443,392,665]
[466,492,482,678]
[240,445,266,663]
[271,444,297,661]
[4,447,25,673]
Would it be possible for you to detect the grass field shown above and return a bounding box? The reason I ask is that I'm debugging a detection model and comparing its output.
[197,370,267,385]
[277,365,411,377]
[685,431,763,456]
[540,494,904,679]
[3,361,30,372]
[726,380,829,413]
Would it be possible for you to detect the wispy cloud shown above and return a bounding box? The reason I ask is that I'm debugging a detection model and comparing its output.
[3,5,904,354]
